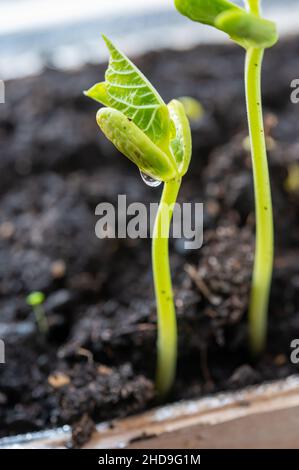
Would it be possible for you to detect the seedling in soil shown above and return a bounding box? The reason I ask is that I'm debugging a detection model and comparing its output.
[26,291,48,334]
[174,0,278,355]
[85,36,192,396]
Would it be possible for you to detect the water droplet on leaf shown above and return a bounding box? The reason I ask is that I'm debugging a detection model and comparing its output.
[140,170,162,187]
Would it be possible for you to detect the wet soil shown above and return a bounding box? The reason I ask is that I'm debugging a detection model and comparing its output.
[0,36,299,446]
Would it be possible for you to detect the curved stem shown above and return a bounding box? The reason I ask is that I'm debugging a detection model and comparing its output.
[152,177,181,396]
[245,46,274,355]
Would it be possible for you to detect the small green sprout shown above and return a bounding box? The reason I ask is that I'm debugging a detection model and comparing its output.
[85,36,192,395]
[26,291,48,334]
[285,164,299,195]
[178,97,204,123]
[174,0,278,355]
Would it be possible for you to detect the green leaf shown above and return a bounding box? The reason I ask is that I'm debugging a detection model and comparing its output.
[174,1,278,50]
[97,107,178,182]
[168,100,192,177]
[174,0,242,26]
[85,36,193,181]
[85,35,170,148]
[26,291,45,307]
[215,10,278,49]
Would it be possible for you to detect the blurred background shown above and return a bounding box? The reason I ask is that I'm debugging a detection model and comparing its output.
[1,0,299,79]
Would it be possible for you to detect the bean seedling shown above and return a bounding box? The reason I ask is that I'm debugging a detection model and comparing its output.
[85,36,192,395]
[174,0,278,355]
[26,291,48,334]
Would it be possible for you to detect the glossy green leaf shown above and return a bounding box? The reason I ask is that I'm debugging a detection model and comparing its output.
[85,35,170,148]
[97,107,178,182]
[168,100,192,177]
[174,0,241,26]
[215,10,278,49]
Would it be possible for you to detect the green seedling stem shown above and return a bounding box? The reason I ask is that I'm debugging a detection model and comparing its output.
[245,0,274,355]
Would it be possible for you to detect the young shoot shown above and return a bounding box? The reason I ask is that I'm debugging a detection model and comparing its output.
[85,36,192,396]
[174,0,278,355]
[26,291,48,334]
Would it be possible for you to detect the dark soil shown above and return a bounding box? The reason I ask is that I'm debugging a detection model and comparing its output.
[1,36,299,446]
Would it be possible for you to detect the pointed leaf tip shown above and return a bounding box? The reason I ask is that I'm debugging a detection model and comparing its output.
[99,36,170,146]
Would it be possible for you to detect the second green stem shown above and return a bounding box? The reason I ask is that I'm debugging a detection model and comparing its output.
[245,46,274,355]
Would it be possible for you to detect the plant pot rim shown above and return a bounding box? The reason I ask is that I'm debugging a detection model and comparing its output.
[1,374,299,449]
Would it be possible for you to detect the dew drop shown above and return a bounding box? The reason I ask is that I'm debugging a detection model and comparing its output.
[140,170,162,187]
